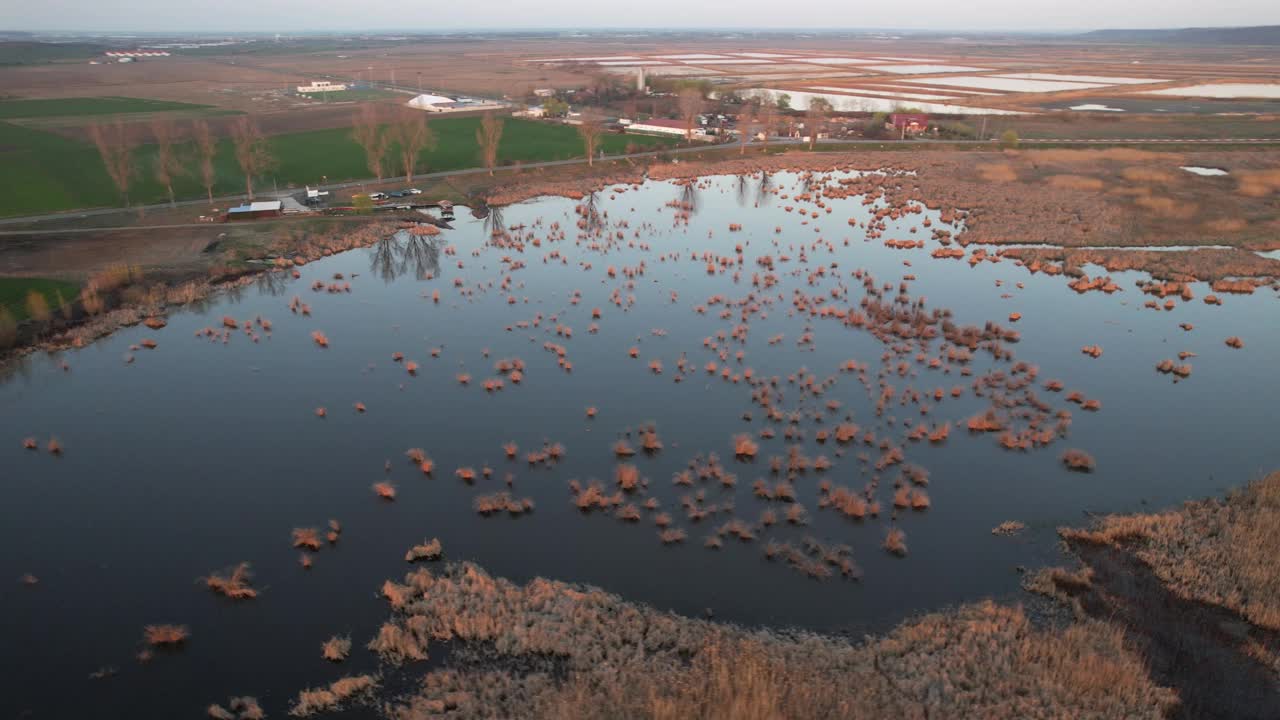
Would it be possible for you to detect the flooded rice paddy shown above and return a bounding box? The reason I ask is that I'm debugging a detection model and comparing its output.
[3,171,1278,717]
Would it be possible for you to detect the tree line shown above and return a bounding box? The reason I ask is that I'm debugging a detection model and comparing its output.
[85,105,508,209]
[87,115,275,207]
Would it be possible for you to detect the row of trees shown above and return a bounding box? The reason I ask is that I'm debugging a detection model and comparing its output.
[351,105,441,184]
[88,116,275,207]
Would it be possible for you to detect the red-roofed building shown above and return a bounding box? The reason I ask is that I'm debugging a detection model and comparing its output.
[887,113,930,134]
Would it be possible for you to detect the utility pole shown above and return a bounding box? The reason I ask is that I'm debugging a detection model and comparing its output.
[417,72,422,92]
[980,116,988,142]
[390,68,396,86]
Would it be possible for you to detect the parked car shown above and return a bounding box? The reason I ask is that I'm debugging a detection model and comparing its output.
[407,188,422,195]
[369,192,388,201]
[388,191,407,198]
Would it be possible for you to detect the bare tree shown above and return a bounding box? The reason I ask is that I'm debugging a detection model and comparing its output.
[229,116,275,200]
[388,108,437,184]
[88,121,138,206]
[352,104,389,182]
[758,103,778,151]
[476,112,504,176]
[192,119,218,205]
[677,87,704,142]
[576,110,604,166]
[806,97,832,151]
[621,97,638,122]
[150,118,186,206]
[737,104,757,156]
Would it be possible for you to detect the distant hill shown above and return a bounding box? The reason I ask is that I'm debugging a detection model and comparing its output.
[1078,25,1280,45]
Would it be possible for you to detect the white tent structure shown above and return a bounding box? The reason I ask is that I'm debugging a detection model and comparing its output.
[407,94,456,111]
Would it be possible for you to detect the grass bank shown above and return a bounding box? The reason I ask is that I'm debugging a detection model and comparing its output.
[0,277,79,321]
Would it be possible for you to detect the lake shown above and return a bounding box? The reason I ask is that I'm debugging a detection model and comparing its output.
[2,170,1277,718]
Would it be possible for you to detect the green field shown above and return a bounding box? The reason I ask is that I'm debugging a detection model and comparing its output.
[0,41,104,66]
[297,89,402,103]
[0,116,677,217]
[0,278,79,321]
[0,96,213,119]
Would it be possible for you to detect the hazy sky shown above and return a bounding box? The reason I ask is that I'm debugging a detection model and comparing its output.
[7,0,1278,33]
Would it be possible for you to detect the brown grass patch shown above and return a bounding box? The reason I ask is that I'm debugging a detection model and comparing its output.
[1236,169,1280,197]
[1203,217,1248,234]
[1133,194,1197,220]
[1045,174,1105,192]
[1121,166,1178,185]
[977,162,1017,183]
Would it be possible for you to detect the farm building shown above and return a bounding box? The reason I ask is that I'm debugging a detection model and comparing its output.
[407,94,459,111]
[225,201,283,221]
[887,113,930,134]
[297,80,348,93]
[407,94,506,113]
[626,118,708,138]
[104,50,171,58]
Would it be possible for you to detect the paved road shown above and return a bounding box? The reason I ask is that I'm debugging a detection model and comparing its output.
[1021,137,1276,144]
[1,135,1275,229]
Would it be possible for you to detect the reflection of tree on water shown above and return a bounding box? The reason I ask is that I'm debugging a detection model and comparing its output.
[756,171,773,206]
[484,205,507,243]
[678,182,700,216]
[736,174,750,206]
[580,191,605,236]
[370,231,443,282]
[254,269,289,297]
[223,283,246,305]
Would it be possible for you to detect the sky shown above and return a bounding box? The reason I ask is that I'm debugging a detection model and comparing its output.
[4,0,1278,33]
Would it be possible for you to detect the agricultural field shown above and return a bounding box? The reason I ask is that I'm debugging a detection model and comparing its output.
[0,96,213,119]
[295,88,404,103]
[0,116,674,217]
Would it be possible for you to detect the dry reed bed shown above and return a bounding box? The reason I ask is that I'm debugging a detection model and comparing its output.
[1000,247,1280,283]
[345,562,1176,719]
[1058,471,1280,634]
[485,148,1280,251]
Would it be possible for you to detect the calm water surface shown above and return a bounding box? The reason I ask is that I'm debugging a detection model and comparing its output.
[2,171,1277,718]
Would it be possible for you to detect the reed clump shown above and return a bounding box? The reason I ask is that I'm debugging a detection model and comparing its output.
[405,538,443,562]
[321,635,352,662]
[202,563,257,600]
[290,674,378,717]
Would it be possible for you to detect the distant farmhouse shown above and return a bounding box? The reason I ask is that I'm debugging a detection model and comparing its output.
[887,113,930,135]
[297,80,348,93]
